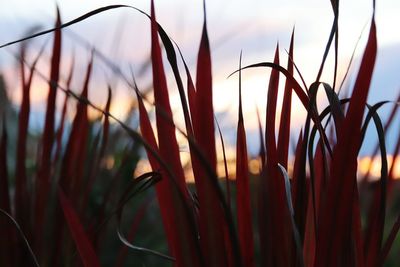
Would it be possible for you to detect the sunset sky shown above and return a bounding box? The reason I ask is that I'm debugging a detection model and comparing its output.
[0,0,399,174]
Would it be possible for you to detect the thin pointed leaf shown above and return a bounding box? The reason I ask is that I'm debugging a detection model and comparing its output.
[60,56,92,197]
[54,55,75,164]
[58,189,101,267]
[215,119,231,209]
[260,45,292,267]
[150,0,187,196]
[81,87,113,215]
[278,164,305,267]
[235,52,254,267]
[190,3,233,266]
[53,57,93,265]
[277,30,294,169]
[34,10,62,254]
[256,107,266,165]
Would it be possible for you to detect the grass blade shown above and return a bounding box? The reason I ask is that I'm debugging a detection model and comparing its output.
[135,84,182,257]
[315,13,377,266]
[194,2,216,171]
[54,55,75,164]
[256,107,266,165]
[138,3,204,266]
[53,57,93,265]
[235,52,254,267]
[14,44,32,240]
[259,45,292,267]
[60,56,92,197]
[150,0,187,196]
[277,30,294,169]
[13,41,47,256]
[58,188,101,267]
[361,103,389,267]
[34,9,62,255]
[81,87,112,212]
[216,119,231,209]
[191,3,231,266]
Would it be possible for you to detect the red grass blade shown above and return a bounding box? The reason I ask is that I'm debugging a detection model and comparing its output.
[235,52,254,267]
[265,43,280,201]
[277,30,294,169]
[14,45,31,238]
[14,41,48,264]
[216,120,231,209]
[34,9,62,255]
[52,57,93,266]
[150,0,187,195]
[179,38,233,266]
[303,139,318,267]
[54,94,69,162]
[315,14,377,266]
[194,3,216,171]
[141,3,203,266]
[58,188,101,267]
[292,126,308,243]
[177,35,232,263]
[135,87,173,247]
[189,3,231,266]
[259,45,292,267]
[253,111,264,167]
[136,88,202,266]
[100,87,111,158]
[81,86,112,215]
[59,56,92,196]
[54,55,75,164]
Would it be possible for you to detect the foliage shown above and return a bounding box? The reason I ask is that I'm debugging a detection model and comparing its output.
[1,0,400,266]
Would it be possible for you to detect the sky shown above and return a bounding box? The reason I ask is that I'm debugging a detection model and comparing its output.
[0,0,400,166]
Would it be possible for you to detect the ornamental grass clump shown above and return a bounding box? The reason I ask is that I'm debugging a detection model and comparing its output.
[1,0,400,266]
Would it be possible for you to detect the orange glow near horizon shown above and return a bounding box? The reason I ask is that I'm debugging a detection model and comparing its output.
[358,155,400,180]
[134,154,400,184]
